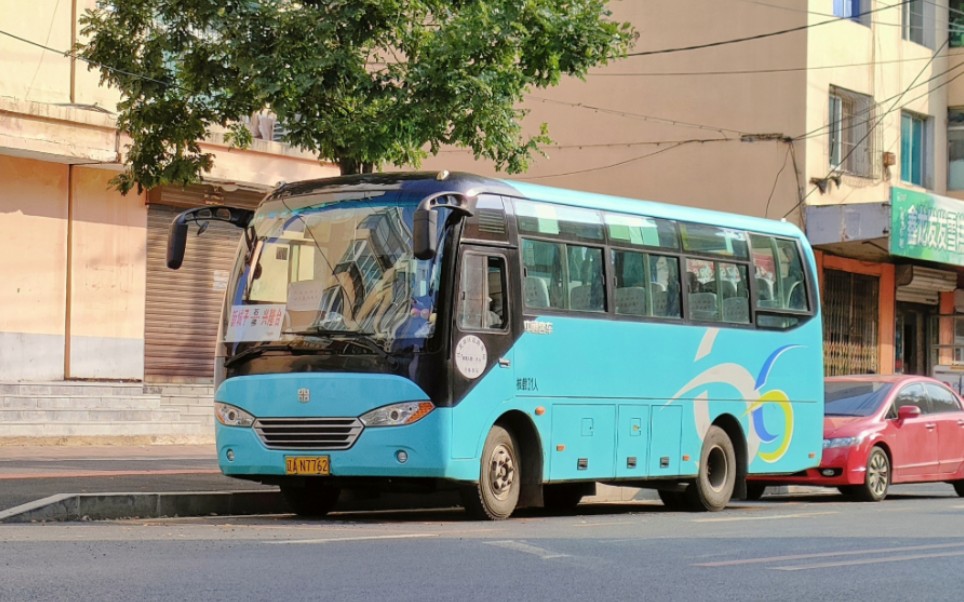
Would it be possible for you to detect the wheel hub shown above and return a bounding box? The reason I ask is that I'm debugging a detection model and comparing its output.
[488,444,515,500]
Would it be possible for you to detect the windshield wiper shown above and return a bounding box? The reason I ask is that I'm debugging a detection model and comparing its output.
[282,328,393,361]
[224,343,318,368]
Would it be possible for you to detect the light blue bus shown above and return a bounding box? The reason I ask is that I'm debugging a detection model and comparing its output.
[167,171,824,519]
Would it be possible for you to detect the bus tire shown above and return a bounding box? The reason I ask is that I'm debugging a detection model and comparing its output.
[462,425,520,520]
[543,483,585,513]
[686,425,736,512]
[280,481,340,518]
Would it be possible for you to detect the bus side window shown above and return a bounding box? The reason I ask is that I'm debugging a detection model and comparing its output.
[568,245,605,312]
[776,240,808,311]
[486,257,507,328]
[459,254,508,330]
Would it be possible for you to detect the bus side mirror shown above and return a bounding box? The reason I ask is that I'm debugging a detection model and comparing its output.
[167,206,254,269]
[167,218,189,269]
[413,209,438,260]
[412,190,476,260]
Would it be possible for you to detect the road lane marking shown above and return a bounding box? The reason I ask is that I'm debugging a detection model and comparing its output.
[695,542,964,567]
[267,534,438,544]
[486,540,570,559]
[572,521,636,528]
[772,549,964,571]
[693,511,838,522]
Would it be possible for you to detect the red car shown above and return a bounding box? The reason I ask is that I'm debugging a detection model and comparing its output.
[748,374,964,501]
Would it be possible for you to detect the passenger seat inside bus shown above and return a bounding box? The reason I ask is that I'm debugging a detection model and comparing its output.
[615,286,648,316]
[525,276,550,309]
[689,292,718,321]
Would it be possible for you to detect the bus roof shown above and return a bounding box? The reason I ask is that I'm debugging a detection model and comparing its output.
[268,171,806,240]
[498,178,806,240]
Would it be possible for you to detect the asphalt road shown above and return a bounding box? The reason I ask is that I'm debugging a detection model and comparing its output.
[0,445,275,512]
[1,483,962,602]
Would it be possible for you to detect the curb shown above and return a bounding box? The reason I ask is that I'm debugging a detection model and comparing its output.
[0,490,286,524]
[0,485,827,524]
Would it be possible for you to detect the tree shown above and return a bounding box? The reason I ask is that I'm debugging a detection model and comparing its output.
[78,0,635,192]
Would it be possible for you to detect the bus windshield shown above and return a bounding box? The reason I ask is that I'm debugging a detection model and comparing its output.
[222,189,445,349]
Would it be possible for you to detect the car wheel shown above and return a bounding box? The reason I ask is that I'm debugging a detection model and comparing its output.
[745,482,767,501]
[543,483,585,513]
[855,446,890,502]
[953,481,964,497]
[685,425,736,511]
[658,489,688,509]
[280,480,340,517]
[462,425,520,520]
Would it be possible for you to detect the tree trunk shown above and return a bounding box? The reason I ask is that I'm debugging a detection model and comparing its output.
[336,158,375,175]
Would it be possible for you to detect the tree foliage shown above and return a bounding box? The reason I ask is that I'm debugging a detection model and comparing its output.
[78,0,635,192]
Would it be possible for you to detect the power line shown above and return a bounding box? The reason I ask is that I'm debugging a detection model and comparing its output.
[783,37,951,219]
[589,55,941,78]
[526,96,746,136]
[0,27,171,88]
[624,1,911,58]
[793,57,963,142]
[515,139,735,180]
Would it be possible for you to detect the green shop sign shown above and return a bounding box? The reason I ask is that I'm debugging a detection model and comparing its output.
[891,187,964,266]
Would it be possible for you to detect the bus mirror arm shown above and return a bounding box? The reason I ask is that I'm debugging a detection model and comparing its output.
[413,190,476,260]
[166,206,254,270]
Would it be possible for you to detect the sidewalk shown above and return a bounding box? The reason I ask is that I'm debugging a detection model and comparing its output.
[0,444,281,522]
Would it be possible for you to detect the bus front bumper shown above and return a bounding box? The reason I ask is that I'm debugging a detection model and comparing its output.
[214,415,479,482]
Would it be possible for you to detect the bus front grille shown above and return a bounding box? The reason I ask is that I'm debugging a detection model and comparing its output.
[253,417,363,450]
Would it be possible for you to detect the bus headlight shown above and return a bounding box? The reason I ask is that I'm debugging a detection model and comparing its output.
[360,401,434,427]
[215,403,255,427]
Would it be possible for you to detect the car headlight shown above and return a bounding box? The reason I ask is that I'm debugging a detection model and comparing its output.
[360,401,434,427]
[823,434,865,449]
[215,402,255,427]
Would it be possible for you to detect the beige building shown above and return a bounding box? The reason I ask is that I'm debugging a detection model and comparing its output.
[5,1,964,444]
[0,1,334,444]
[426,0,964,388]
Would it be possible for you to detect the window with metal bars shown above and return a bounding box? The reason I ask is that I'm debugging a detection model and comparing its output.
[823,269,879,376]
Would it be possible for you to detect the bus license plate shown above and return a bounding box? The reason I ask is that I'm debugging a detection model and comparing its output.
[285,456,330,476]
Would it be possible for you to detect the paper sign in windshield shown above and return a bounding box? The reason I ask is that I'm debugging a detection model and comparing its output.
[225,304,285,342]
[287,280,326,311]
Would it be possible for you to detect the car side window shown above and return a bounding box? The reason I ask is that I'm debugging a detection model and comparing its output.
[894,383,930,414]
[924,383,964,413]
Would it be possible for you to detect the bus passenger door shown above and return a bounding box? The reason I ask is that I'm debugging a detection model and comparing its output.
[450,248,516,459]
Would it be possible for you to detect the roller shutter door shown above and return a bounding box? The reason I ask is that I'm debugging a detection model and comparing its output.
[145,204,243,380]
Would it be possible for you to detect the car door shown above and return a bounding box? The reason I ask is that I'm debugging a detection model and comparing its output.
[890,383,940,478]
[923,383,964,475]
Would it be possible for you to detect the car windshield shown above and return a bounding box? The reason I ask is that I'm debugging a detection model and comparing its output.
[824,380,894,417]
[221,188,446,350]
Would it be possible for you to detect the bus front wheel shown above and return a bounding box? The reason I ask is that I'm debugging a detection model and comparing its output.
[280,480,340,518]
[462,425,520,520]
[686,425,736,512]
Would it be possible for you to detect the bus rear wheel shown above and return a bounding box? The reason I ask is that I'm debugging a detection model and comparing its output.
[280,480,340,518]
[686,425,736,512]
[462,425,520,520]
